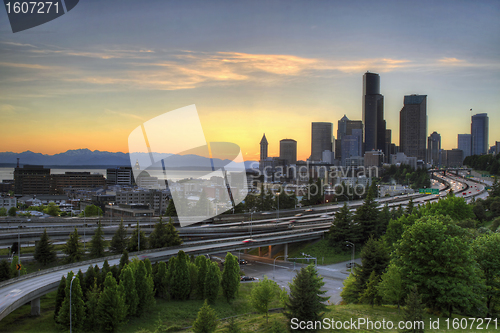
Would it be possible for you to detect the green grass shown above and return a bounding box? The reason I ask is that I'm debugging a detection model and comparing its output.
[286,238,359,265]
[0,244,66,256]
[3,290,497,333]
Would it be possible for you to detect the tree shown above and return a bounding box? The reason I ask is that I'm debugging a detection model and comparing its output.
[250,276,280,322]
[400,286,425,333]
[90,221,106,258]
[119,250,129,269]
[34,228,57,265]
[154,261,169,299]
[84,265,96,294]
[188,261,199,297]
[134,260,155,314]
[165,199,177,217]
[340,273,360,304]
[472,233,500,316]
[356,236,389,292]
[226,317,241,333]
[64,227,82,263]
[377,263,405,312]
[84,280,101,332]
[192,300,218,333]
[56,274,85,332]
[127,221,148,252]
[8,206,17,217]
[165,218,183,246]
[97,272,127,332]
[170,250,191,300]
[284,265,329,332]
[54,275,67,321]
[119,265,139,316]
[329,202,357,248]
[0,259,11,282]
[205,261,221,304]
[109,219,128,254]
[358,271,381,307]
[394,215,483,316]
[195,255,208,298]
[81,204,103,217]
[0,207,7,216]
[149,217,168,249]
[44,202,61,216]
[353,185,379,243]
[221,252,240,303]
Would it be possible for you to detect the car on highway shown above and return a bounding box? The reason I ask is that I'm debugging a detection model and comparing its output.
[240,276,257,281]
[463,192,466,195]
[304,208,313,212]
[320,214,330,218]
[238,259,248,265]
[346,262,357,268]
[242,239,255,244]
[294,213,303,217]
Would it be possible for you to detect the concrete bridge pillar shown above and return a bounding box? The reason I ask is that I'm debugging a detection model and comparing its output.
[244,249,247,254]
[284,243,288,260]
[268,245,272,258]
[258,247,262,257]
[31,297,40,316]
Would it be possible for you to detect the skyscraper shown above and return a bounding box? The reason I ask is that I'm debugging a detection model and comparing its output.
[427,131,441,166]
[399,95,427,161]
[471,113,489,155]
[260,134,268,160]
[457,134,472,160]
[335,115,349,159]
[310,122,333,161]
[279,139,297,165]
[362,72,385,153]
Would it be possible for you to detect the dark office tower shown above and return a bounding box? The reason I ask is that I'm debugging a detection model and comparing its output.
[399,95,427,161]
[362,72,385,153]
[458,134,472,159]
[385,129,392,163]
[14,165,51,194]
[346,120,363,158]
[260,134,268,161]
[427,132,441,166]
[336,115,349,159]
[280,139,297,165]
[311,122,333,161]
[471,113,489,155]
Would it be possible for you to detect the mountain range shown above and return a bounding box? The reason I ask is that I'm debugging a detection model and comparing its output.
[0,149,258,169]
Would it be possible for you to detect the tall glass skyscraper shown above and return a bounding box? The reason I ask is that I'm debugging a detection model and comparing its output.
[427,131,441,166]
[458,134,472,160]
[311,122,333,161]
[471,113,489,155]
[362,72,385,153]
[399,95,427,162]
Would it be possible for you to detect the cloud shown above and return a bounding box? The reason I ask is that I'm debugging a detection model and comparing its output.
[438,57,466,64]
[0,61,52,69]
[0,41,38,48]
[104,109,144,120]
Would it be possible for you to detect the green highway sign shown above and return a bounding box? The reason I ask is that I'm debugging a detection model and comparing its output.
[482,174,490,177]
[419,188,439,195]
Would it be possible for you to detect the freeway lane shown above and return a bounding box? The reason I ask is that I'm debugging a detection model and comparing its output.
[0,229,323,321]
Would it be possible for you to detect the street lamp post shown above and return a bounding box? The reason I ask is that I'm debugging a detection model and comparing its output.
[17,220,21,277]
[273,255,286,280]
[346,241,355,274]
[70,275,75,333]
[83,209,86,251]
[250,211,254,238]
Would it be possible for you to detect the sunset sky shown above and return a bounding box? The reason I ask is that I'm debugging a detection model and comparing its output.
[0,0,499,161]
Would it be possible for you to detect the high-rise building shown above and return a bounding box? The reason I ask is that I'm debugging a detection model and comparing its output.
[427,132,441,166]
[385,129,392,163]
[14,165,51,195]
[442,149,464,168]
[496,141,500,156]
[399,95,427,161]
[362,72,385,153]
[335,115,349,159]
[457,134,472,160]
[279,139,297,165]
[260,134,268,161]
[471,113,489,155]
[311,122,333,161]
[106,167,134,186]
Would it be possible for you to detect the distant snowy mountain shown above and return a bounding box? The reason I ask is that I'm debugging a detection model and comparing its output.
[0,149,258,169]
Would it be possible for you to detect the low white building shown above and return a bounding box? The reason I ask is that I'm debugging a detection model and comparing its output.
[0,197,16,210]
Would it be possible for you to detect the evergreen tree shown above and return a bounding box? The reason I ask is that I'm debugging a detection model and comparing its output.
[192,300,218,333]
[376,204,392,237]
[64,227,82,263]
[284,265,329,332]
[188,261,199,297]
[358,271,382,307]
[84,280,101,332]
[102,259,111,278]
[377,263,405,312]
[77,269,86,297]
[226,317,241,333]
[356,236,389,292]
[0,259,11,281]
[57,274,85,332]
[94,265,102,288]
[329,202,356,248]
[149,217,168,248]
[127,221,148,252]
[339,273,360,304]
[250,276,280,323]
[97,272,127,332]
[400,285,425,333]
[90,221,106,258]
[170,250,191,300]
[135,260,155,314]
[34,228,56,265]
[110,265,121,283]
[406,198,415,216]
[195,255,208,298]
[84,265,96,295]
[109,219,128,254]
[221,252,240,303]
[119,250,129,269]
[353,185,379,244]
[165,218,183,246]
[144,258,153,277]
[205,261,221,304]
[119,265,139,316]
[54,275,67,321]
[166,199,177,217]
[154,261,169,299]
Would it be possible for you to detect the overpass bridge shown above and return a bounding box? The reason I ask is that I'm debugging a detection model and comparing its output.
[428,167,472,176]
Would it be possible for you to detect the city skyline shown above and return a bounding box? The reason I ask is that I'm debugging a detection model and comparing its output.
[0,1,499,161]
